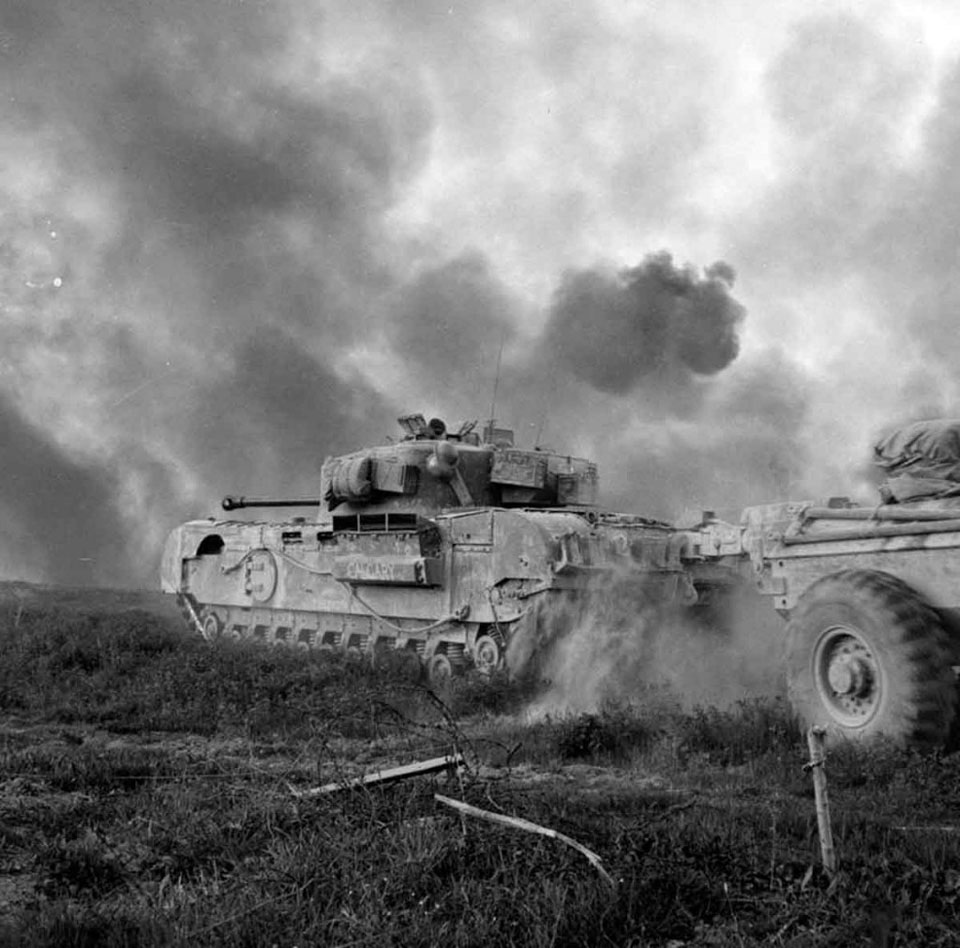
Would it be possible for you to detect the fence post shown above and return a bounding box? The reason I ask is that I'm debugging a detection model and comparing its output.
[805,725,836,877]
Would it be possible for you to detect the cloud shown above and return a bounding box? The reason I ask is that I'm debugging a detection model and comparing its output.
[724,11,960,498]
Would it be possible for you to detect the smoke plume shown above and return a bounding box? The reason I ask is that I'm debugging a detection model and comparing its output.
[543,252,744,394]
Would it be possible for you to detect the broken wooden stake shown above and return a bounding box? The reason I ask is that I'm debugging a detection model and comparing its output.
[293,753,465,797]
[805,726,836,877]
[435,792,617,890]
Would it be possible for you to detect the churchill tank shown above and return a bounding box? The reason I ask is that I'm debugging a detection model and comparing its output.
[161,413,695,684]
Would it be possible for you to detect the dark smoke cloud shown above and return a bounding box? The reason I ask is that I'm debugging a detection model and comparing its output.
[386,252,519,413]
[380,246,749,457]
[179,327,394,501]
[0,390,131,586]
[0,0,432,585]
[598,349,811,520]
[542,252,744,394]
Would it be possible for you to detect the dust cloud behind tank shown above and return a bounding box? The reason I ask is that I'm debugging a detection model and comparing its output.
[161,412,697,685]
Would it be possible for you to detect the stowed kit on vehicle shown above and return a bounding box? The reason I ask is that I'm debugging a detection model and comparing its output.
[163,414,960,748]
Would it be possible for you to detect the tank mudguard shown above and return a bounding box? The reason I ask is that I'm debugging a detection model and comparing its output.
[161,521,220,593]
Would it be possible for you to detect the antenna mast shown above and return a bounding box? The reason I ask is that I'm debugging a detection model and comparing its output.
[487,331,505,430]
[534,370,557,449]
[534,410,547,449]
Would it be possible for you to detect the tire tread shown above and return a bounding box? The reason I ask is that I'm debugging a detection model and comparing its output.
[786,569,956,747]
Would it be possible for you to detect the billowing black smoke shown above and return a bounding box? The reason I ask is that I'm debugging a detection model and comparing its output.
[543,252,744,394]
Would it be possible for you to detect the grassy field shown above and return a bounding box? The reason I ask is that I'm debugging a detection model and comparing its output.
[1,596,959,946]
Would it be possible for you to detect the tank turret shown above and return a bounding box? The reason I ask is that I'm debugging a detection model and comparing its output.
[318,413,599,525]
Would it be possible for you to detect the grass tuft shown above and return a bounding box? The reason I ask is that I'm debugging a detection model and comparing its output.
[552,703,657,761]
[675,696,800,766]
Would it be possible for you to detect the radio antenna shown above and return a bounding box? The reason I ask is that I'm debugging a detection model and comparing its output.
[534,409,548,449]
[534,370,557,449]
[487,329,506,430]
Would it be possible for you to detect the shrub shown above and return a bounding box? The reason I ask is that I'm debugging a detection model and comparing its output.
[553,704,655,761]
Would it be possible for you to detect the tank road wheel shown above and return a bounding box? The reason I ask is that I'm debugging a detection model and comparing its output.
[472,635,502,676]
[786,570,956,748]
[396,648,424,683]
[427,653,454,688]
[200,610,223,642]
[345,645,365,664]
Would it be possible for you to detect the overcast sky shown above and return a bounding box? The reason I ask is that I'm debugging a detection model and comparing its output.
[3,0,960,586]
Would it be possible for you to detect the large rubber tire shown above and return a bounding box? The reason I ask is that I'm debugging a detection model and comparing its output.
[786,569,956,748]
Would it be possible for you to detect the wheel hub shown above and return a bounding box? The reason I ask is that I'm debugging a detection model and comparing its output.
[814,625,880,727]
[826,654,870,696]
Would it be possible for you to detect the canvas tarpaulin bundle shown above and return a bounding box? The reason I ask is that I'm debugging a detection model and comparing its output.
[874,419,960,502]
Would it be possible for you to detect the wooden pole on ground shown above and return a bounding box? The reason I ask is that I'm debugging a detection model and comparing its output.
[805,726,836,877]
[435,793,618,890]
[291,754,465,796]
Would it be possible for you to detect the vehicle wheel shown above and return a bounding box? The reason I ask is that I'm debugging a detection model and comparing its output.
[786,569,956,747]
[200,610,223,642]
[427,652,454,688]
[473,635,502,675]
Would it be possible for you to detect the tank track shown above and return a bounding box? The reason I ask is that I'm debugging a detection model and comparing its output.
[179,595,505,682]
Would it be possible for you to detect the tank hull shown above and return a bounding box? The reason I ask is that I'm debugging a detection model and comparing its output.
[164,507,692,679]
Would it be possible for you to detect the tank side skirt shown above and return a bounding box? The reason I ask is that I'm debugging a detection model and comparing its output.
[197,603,469,650]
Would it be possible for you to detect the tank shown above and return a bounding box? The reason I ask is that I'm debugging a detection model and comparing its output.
[161,413,695,684]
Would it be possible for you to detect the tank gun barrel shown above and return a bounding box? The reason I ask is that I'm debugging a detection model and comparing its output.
[222,495,321,511]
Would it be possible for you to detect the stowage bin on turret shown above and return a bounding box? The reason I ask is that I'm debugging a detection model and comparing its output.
[161,413,693,683]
